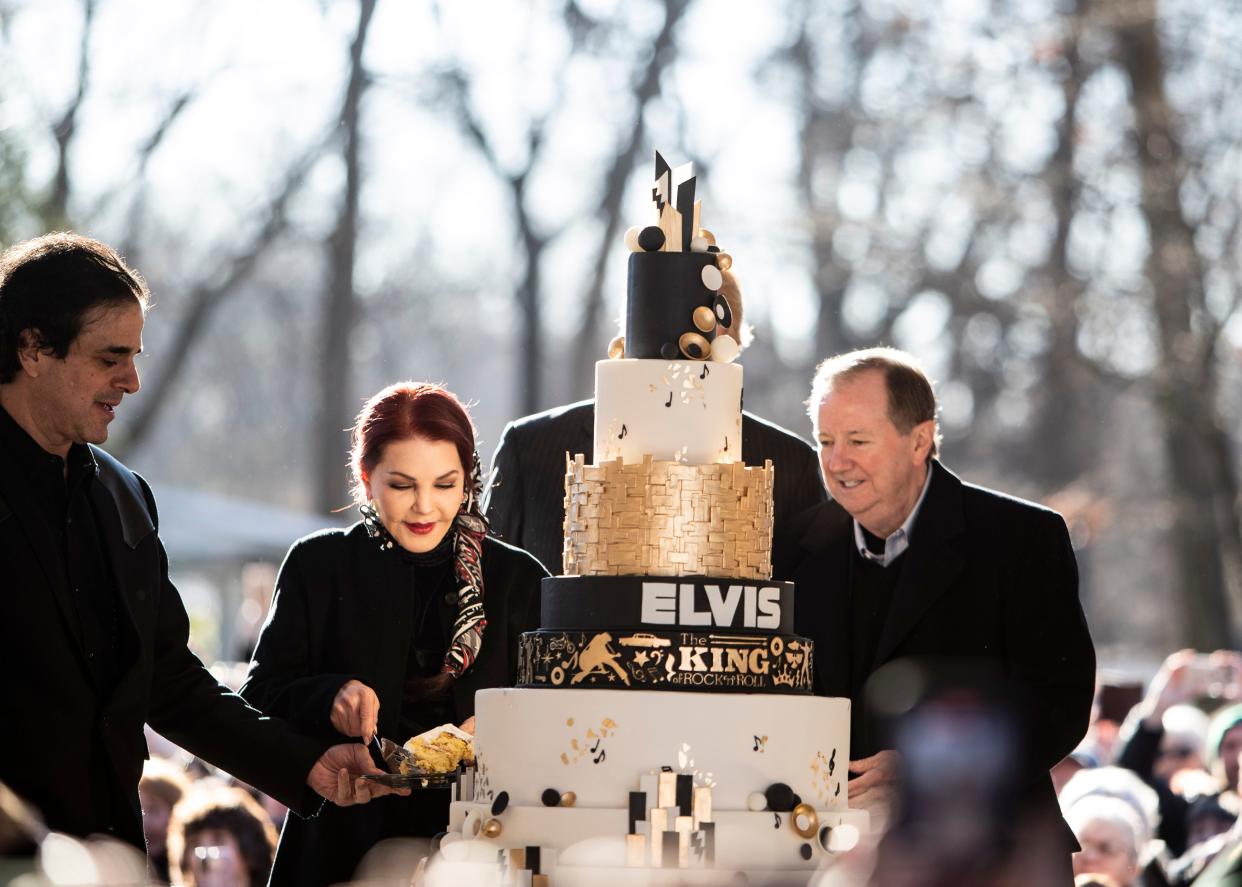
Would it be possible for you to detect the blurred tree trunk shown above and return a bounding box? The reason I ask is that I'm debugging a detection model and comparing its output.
[1111,0,1242,646]
[1021,2,1104,488]
[314,0,376,514]
[569,0,690,391]
[787,0,865,363]
[437,77,553,416]
[41,0,95,230]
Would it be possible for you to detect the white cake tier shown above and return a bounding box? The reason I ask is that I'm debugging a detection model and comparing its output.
[430,805,869,886]
[594,359,743,465]
[472,688,852,812]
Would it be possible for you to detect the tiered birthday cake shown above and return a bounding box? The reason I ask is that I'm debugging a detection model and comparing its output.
[428,154,866,886]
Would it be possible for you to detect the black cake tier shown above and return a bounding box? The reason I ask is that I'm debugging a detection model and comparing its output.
[525,573,811,693]
[541,576,795,634]
[625,251,718,359]
[517,628,814,694]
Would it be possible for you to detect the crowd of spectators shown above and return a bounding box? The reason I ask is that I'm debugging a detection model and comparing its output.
[1062,649,1242,887]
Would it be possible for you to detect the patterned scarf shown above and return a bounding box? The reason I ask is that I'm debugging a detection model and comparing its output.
[359,451,489,679]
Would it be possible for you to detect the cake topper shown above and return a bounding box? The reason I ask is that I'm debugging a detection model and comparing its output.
[622,150,737,362]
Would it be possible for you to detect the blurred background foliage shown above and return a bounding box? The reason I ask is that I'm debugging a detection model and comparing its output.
[1,0,1240,663]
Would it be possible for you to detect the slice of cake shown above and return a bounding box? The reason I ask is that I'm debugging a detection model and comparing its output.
[400,724,475,775]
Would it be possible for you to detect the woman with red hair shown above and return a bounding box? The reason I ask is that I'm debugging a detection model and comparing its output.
[240,382,546,885]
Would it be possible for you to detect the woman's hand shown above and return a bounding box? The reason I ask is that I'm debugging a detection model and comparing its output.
[459,716,476,736]
[331,680,380,743]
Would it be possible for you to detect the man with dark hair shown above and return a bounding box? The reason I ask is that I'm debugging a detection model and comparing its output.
[0,233,400,857]
[785,346,1095,876]
[484,269,825,577]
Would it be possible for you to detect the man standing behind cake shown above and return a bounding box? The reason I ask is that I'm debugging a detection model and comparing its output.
[786,347,1095,876]
[484,270,825,578]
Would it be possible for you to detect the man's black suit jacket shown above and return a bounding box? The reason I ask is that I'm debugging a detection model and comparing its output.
[785,460,1095,848]
[484,399,826,578]
[0,440,326,852]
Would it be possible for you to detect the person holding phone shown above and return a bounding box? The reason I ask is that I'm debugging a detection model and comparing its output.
[1115,648,1242,857]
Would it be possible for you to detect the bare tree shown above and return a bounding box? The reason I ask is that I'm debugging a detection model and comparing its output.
[434,60,557,416]
[569,0,692,386]
[114,140,328,456]
[1107,0,1242,645]
[42,0,95,229]
[313,0,377,514]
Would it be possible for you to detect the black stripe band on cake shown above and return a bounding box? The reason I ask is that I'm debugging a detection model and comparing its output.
[541,576,795,634]
[517,629,814,694]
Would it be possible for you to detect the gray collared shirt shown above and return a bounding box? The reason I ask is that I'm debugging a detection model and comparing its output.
[853,466,933,568]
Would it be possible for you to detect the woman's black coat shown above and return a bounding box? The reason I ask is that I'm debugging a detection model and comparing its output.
[239,523,546,886]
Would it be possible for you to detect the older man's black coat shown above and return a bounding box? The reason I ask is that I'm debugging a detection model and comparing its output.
[484,398,826,578]
[785,460,1095,851]
[239,524,546,886]
[0,440,326,852]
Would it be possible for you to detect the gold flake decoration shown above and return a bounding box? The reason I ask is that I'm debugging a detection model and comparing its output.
[810,749,840,806]
[559,716,620,765]
[561,455,774,579]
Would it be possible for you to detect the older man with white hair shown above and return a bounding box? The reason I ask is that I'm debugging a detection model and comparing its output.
[785,346,1096,877]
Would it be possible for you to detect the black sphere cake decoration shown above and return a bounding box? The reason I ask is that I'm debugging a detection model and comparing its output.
[490,791,509,816]
[764,782,795,812]
[638,225,666,252]
[541,787,561,807]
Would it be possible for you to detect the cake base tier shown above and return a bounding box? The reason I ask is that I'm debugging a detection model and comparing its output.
[541,576,795,634]
[471,688,849,811]
[428,804,869,886]
[517,629,813,693]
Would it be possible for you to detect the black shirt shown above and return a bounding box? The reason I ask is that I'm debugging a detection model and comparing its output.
[396,532,459,739]
[848,544,904,699]
[0,405,133,693]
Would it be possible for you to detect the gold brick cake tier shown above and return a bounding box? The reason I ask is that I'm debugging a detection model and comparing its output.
[562,454,774,579]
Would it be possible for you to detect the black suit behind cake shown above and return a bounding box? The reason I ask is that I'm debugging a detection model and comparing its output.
[484,399,824,579]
